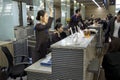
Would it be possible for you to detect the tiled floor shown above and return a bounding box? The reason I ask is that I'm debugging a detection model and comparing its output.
[97,43,109,80]
[7,76,27,80]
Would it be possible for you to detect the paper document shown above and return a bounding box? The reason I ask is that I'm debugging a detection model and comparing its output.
[40,55,51,66]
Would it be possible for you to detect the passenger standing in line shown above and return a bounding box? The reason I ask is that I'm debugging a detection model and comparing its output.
[105,10,120,42]
[33,7,53,63]
[106,13,113,22]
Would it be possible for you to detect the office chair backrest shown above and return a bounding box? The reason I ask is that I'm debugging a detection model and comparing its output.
[1,46,14,73]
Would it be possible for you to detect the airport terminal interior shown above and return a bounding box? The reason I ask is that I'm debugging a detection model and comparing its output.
[0,0,120,80]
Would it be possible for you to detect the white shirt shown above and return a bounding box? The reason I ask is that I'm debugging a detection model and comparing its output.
[113,20,120,38]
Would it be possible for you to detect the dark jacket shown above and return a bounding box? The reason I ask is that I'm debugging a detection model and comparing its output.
[52,33,61,44]
[52,32,67,44]
[69,15,80,33]
[69,15,79,28]
[34,17,53,61]
[35,17,53,51]
[102,39,120,80]
[69,15,85,33]
[106,17,120,39]
[102,52,120,80]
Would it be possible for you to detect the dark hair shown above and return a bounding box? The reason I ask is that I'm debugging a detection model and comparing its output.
[55,23,62,30]
[75,8,80,14]
[117,10,120,16]
[36,10,46,20]
[94,18,98,23]
[56,18,61,23]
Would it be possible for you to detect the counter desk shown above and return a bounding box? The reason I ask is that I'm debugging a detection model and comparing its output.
[25,53,52,80]
[88,24,103,47]
[88,24,103,55]
[25,32,97,80]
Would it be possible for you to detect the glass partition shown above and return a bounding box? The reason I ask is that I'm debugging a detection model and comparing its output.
[22,2,27,26]
[66,0,70,20]
[61,0,66,26]
[74,0,77,13]
[76,2,79,9]
[80,3,85,20]
[61,0,70,26]
[0,0,19,40]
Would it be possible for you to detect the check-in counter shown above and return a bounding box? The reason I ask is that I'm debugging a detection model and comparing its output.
[88,24,103,55]
[25,53,52,80]
[51,33,97,80]
[88,24,103,47]
[25,32,97,80]
[0,41,13,67]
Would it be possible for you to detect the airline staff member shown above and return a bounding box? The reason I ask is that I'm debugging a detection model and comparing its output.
[33,7,53,63]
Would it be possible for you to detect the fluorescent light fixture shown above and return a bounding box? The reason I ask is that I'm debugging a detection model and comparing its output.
[61,0,65,2]
[92,0,101,8]
[74,0,76,4]
[81,3,83,6]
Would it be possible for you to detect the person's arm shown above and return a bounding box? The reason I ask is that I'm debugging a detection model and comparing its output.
[105,20,111,38]
[46,7,53,28]
[49,7,53,17]
[46,17,53,28]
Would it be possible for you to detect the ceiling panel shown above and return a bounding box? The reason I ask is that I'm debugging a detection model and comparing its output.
[12,0,104,7]
[76,0,103,6]
[12,0,33,5]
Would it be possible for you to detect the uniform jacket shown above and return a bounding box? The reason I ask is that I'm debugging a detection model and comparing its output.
[35,17,53,51]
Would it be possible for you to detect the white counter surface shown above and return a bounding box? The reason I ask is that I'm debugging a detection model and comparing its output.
[51,32,95,49]
[25,53,51,74]
[0,41,12,45]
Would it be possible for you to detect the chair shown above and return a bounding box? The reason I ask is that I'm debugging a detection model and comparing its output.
[1,46,30,80]
[0,67,8,80]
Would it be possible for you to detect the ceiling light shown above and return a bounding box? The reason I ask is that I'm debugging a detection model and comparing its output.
[92,0,101,8]
[61,0,65,2]
[81,3,83,6]
[74,0,76,4]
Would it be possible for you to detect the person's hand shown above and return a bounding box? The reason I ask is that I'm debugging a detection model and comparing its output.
[68,28,70,31]
[49,7,53,13]
[47,2,53,17]
[54,31,60,37]
[49,7,53,17]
